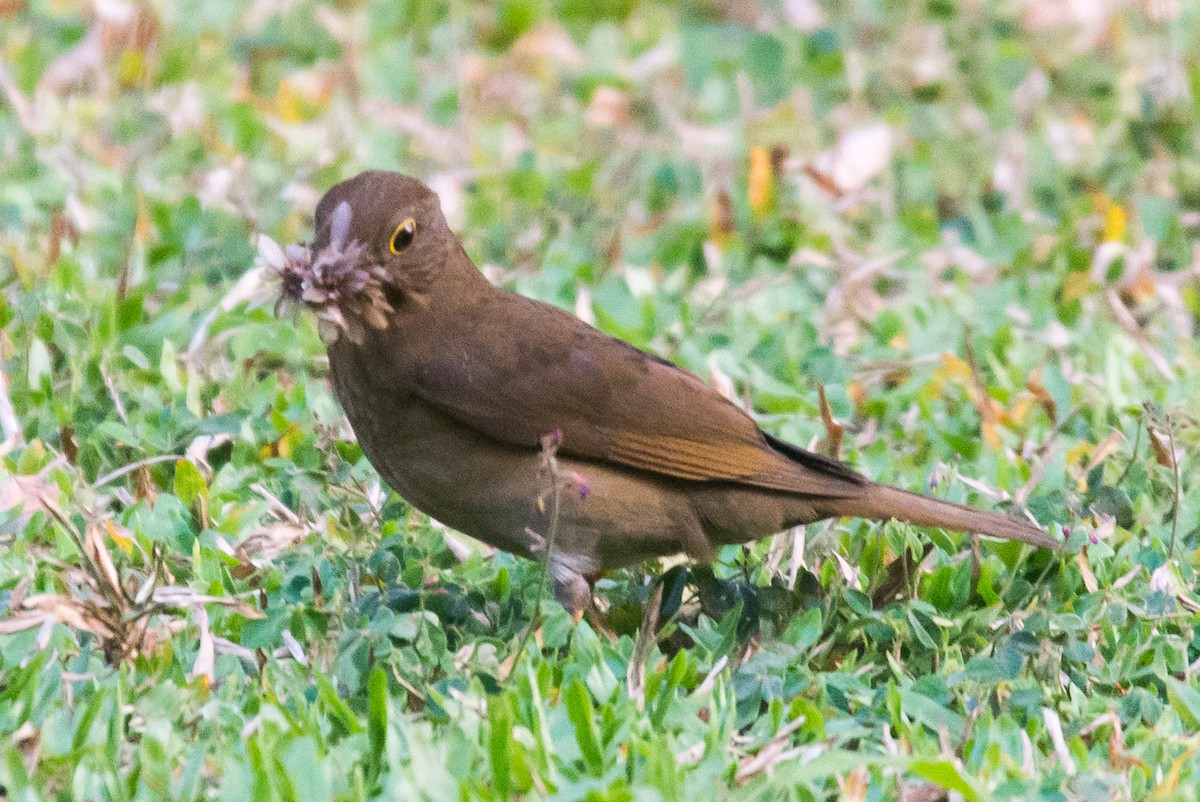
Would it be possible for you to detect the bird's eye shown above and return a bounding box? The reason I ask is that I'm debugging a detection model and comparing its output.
[389,218,416,254]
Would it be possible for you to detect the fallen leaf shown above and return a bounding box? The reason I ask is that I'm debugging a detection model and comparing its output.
[84,523,124,599]
[1100,196,1126,242]
[748,146,773,217]
[708,189,735,247]
[586,86,630,127]
[807,124,892,196]
[1147,426,1175,469]
[626,583,662,709]
[816,382,845,459]
[190,604,214,685]
[235,521,304,557]
[281,629,308,666]
[1150,742,1200,800]
[1076,552,1098,593]
[1024,368,1057,423]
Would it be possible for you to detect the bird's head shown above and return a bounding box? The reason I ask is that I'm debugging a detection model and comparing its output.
[270,171,451,344]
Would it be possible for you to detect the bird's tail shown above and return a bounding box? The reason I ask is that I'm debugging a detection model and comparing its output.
[832,482,1060,549]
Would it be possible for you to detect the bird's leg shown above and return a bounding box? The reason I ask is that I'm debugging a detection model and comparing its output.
[580,572,618,641]
[550,557,593,621]
[552,567,616,638]
[871,542,934,608]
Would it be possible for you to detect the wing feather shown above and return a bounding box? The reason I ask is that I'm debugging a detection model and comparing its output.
[401,293,868,498]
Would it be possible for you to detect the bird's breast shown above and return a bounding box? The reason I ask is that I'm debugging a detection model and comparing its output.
[327,343,550,557]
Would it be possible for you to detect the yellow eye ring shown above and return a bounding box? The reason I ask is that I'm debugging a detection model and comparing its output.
[389,218,416,253]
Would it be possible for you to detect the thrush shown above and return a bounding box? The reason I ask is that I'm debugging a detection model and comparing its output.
[273,170,1058,615]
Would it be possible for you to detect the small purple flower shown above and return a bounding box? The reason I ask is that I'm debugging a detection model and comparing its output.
[570,472,591,499]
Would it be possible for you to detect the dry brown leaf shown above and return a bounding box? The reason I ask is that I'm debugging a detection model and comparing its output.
[1111,566,1140,590]
[442,530,472,562]
[133,463,157,504]
[586,86,630,127]
[574,283,595,326]
[237,522,307,560]
[150,587,265,619]
[748,146,773,218]
[626,583,662,709]
[0,465,61,519]
[1107,716,1148,773]
[12,720,40,775]
[1147,426,1175,469]
[36,28,103,97]
[708,189,735,246]
[1042,707,1077,776]
[22,593,113,639]
[1024,367,1057,423]
[898,782,947,802]
[1123,269,1158,306]
[735,716,809,783]
[832,551,862,591]
[281,629,307,666]
[1105,289,1174,380]
[707,356,737,403]
[816,382,845,459]
[1150,742,1200,800]
[838,765,869,802]
[84,523,124,599]
[1076,552,1099,593]
[0,611,52,635]
[510,22,584,73]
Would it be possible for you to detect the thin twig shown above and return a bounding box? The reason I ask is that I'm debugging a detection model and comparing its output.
[1168,420,1181,557]
[93,455,182,488]
[533,433,564,623]
[1111,418,1143,489]
[505,433,565,679]
[101,364,130,427]
[627,582,663,708]
[250,482,301,526]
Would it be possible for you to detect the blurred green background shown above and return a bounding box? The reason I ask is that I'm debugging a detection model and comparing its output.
[1,0,1199,799]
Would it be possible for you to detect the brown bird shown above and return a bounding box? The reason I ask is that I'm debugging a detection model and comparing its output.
[274,170,1058,616]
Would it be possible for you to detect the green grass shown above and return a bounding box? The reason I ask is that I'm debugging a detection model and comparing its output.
[1,0,1200,799]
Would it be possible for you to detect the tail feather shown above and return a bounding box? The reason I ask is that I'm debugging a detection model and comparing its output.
[835,483,1060,549]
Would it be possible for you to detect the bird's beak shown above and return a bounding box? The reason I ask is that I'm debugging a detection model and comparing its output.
[307,200,352,254]
[328,201,352,251]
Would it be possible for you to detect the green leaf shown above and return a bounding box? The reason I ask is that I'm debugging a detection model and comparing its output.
[160,339,183,393]
[367,667,388,782]
[783,607,823,651]
[908,758,989,802]
[173,459,207,507]
[280,737,330,802]
[1091,485,1134,530]
[1165,677,1200,729]
[899,687,966,735]
[27,338,51,391]
[563,679,604,775]
[732,752,895,799]
[488,692,514,799]
[314,672,363,735]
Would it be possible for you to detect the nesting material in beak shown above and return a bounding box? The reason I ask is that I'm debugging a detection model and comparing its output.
[263,202,395,344]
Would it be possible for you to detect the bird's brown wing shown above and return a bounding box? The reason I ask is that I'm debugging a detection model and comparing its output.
[401,294,867,498]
